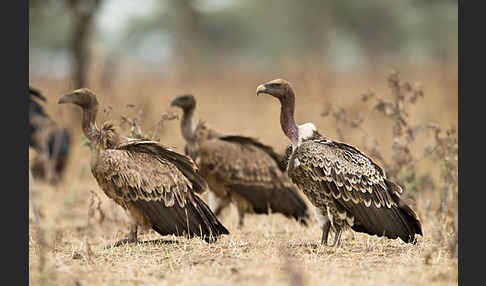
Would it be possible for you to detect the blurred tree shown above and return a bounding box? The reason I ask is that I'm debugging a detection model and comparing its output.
[66,0,103,88]
[169,0,205,71]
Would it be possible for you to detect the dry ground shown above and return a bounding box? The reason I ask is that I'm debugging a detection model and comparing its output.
[29,67,458,285]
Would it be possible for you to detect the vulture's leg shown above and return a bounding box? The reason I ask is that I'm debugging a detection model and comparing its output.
[208,191,230,217]
[232,193,250,228]
[321,221,331,246]
[314,207,331,245]
[45,152,57,185]
[127,226,138,242]
[29,169,40,226]
[329,229,342,248]
[237,208,245,228]
[30,196,41,226]
[106,225,138,248]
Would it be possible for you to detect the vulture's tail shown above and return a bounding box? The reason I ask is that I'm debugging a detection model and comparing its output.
[134,193,229,243]
[230,183,310,226]
[348,180,422,244]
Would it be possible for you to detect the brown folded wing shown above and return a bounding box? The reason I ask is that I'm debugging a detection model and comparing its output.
[291,139,422,243]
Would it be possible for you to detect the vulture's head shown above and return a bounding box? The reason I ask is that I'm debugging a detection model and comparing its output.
[170,94,196,112]
[58,88,98,109]
[256,79,293,100]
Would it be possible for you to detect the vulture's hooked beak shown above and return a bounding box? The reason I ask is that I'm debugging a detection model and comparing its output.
[256,84,268,96]
[170,97,180,107]
[58,93,75,104]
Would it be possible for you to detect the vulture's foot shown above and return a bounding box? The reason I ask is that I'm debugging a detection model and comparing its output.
[104,230,138,249]
[105,237,138,249]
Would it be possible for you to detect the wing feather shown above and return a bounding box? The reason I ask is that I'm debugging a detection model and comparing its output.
[94,149,193,208]
[196,138,292,187]
[291,139,422,243]
[117,139,208,194]
[193,137,310,224]
[219,135,287,171]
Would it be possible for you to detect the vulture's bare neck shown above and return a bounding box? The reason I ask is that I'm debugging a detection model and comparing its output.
[81,103,100,144]
[279,91,299,145]
[181,107,196,143]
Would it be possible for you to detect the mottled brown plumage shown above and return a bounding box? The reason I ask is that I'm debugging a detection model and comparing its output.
[171,95,310,227]
[58,89,228,245]
[257,79,422,246]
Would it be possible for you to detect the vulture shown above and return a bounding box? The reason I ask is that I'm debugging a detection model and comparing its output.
[170,94,310,227]
[29,87,71,184]
[58,88,229,245]
[256,79,422,246]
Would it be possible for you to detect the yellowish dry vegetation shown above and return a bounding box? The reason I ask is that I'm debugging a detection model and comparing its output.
[29,67,458,285]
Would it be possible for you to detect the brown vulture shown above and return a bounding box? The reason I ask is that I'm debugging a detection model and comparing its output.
[256,79,422,246]
[170,94,310,227]
[29,86,71,184]
[58,88,228,245]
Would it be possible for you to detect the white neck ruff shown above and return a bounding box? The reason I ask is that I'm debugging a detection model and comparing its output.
[292,122,317,149]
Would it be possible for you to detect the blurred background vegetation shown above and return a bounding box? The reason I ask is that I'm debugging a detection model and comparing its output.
[29,0,457,84]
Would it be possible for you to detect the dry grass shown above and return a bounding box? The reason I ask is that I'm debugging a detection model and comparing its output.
[29,67,458,285]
